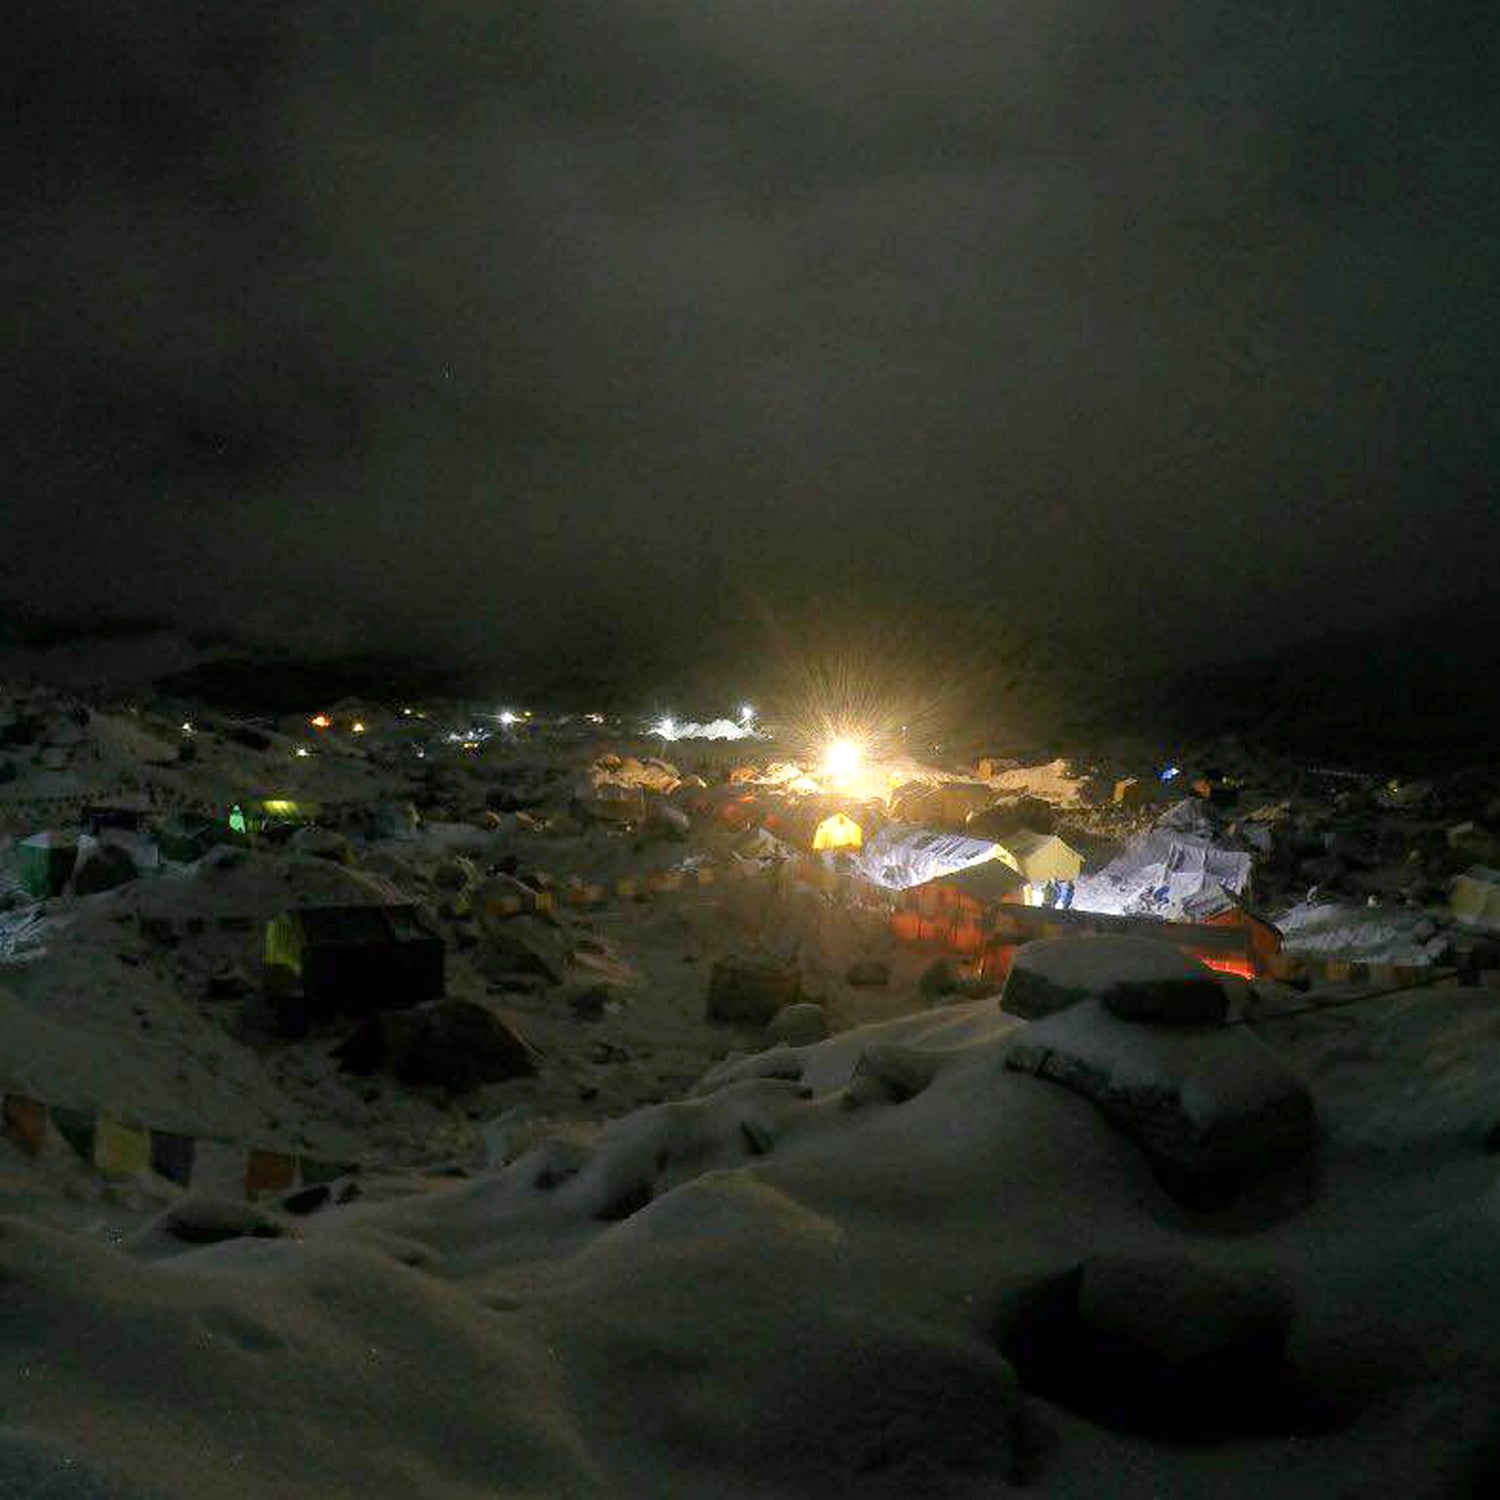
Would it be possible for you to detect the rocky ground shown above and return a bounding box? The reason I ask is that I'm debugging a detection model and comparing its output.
[1,653,1499,1496]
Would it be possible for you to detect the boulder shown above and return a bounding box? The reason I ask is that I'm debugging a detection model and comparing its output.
[919,958,959,997]
[842,1043,942,1108]
[1005,999,1317,1198]
[568,983,622,1020]
[707,954,801,1025]
[1001,936,1229,1025]
[998,1255,1303,1440]
[575,783,646,825]
[845,958,891,987]
[472,872,545,925]
[765,1002,828,1048]
[290,827,354,864]
[477,915,570,985]
[967,796,1056,841]
[1077,1254,1293,1368]
[432,854,479,892]
[130,1199,287,1251]
[334,999,536,1092]
[71,842,138,895]
[648,802,692,839]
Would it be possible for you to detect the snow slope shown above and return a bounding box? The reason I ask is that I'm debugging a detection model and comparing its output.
[0,999,1498,1497]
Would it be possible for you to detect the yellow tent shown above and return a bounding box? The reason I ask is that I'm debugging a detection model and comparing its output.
[813,812,864,852]
[995,830,1084,885]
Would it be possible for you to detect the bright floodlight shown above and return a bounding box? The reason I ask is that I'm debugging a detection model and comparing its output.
[739,703,754,722]
[498,710,519,726]
[824,738,862,777]
[655,716,678,741]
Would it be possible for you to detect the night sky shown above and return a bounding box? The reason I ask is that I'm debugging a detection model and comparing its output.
[5,2,1497,685]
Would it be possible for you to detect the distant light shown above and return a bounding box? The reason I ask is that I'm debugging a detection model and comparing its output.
[655,716,678,741]
[498,710,519,726]
[310,714,331,730]
[401,706,414,717]
[586,712,605,725]
[351,721,367,734]
[294,747,310,758]
[1161,765,1180,782]
[180,721,194,735]
[823,738,862,777]
[739,703,755,723]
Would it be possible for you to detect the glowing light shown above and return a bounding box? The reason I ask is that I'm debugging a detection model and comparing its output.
[823,738,863,777]
[294,747,310,758]
[180,721,194,735]
[655,716,678,741]
[1161,764,1180,782]
[351,721,366,734]
[739,703,755,723]
[586,712,605,725]
[310,714,331,730]
[498,710,519,726]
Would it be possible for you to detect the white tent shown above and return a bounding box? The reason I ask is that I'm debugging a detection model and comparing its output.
[1072,828,1252,920]
[1452,867,1500,932]
[853,827,1001,892]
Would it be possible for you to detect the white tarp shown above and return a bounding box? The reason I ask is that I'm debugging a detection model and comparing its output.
[1275,901,1443,966]
[1072,828,1252,920]
[853,826,1001,892]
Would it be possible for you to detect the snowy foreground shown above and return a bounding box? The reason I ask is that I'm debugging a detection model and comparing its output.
[3,985,1500,1498]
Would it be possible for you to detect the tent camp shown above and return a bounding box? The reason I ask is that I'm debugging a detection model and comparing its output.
[993,830,1085,887]
[265,904,444,1033]
[1452,868,1500,932]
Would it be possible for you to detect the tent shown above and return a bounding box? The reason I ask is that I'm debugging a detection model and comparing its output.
[893,859,1028,955]
[994,830,1085,886]
[854,826,1002,892]
[812,811,863,852]
[229,798,322,840]
[1071,827,1252,921]
[265,904,444,1033]
[1452,868,1500,932]
[154,813,222,863]
[15,831,78,898]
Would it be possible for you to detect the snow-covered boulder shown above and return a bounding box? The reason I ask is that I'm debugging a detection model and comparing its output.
[1077,1253,1293,1366]
[1005,998,1316,1194]
[998,1254,1301,1440]
[765,1001,828,1048]
[706,954,801,1025]
[476,915,570,985]
[333,999,536,1092]
[1001,936,1229,1025]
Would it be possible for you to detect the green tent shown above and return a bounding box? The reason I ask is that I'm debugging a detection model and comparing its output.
[16,831,79,897]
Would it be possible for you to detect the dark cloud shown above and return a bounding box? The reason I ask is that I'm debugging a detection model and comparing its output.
[4,1,1496,684]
